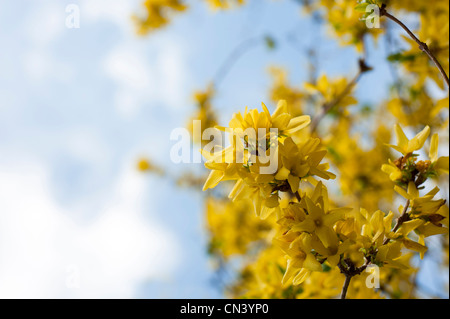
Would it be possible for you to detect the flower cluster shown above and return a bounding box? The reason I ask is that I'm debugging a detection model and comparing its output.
[133,0,187,34]
[202,101,335,218]
[136,0,450,299]
[201,104,449,297]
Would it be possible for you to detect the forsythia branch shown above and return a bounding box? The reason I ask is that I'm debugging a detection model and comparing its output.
[310,59,371,133]
[383,199,411,245]
[380,4,450,88]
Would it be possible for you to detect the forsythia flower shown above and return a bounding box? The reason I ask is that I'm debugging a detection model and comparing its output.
[205,0,245,10]
[134,0,187,34]
[202,100,335,218]
[206,198,274,258]
[304,74,358,112]
[274,182,351,284]
[382,125,449,186]
[386,124,430,156]
[188,85,218,146]
[136,158,164,175]
[268,67,305,116]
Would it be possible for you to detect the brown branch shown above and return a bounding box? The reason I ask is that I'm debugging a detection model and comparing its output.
[213,36,264,89]
[310,59,371,133]
[383,199,411,245]
[341,275,352,299]
[339,198,411,298]
[338,258,371,299]
[380,5,450,88]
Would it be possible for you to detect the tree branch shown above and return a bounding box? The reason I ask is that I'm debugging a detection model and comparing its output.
[380,5,450,88]
[310,59,371,133]
[383,199,410,245]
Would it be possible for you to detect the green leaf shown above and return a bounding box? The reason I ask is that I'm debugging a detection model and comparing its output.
[355,3,369,12]
[264,35,276,50]
[387,52,417,63]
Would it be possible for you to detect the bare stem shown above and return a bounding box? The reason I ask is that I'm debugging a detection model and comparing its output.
[380,5,450,88]
[310,59,371,133]
[338,199,410,297]
[383,199,410,245]
[341,275,352,299]
[213,37,263,89]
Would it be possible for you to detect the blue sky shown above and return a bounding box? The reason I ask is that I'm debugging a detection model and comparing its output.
[0,0,447,298]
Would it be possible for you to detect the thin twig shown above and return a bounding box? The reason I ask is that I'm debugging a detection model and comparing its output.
[380,5,450,88]
[383,199,410,245]
[310,59,371,133]
[338,258,370,299]
[213,36,264,89]
[341,275,352,299]
[339,198,410,298]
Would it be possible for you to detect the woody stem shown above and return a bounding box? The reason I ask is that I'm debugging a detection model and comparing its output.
[383,199,410,245]
[310,59,371,133]
[341,275,352,299]
[380,5,450,88]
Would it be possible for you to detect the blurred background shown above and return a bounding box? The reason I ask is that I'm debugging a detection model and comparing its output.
[0,0,448,298]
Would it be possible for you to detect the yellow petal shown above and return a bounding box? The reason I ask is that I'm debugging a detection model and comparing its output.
[303,254,322,272]
[261,102,271,120]
[382,164,402,181]
[407,181,419,199]
[287,174,300,193]
[272,100,288,118]
[316,226,338,248]
[429,134,439,163]
[323,209,349,226]
[397,219,425,236]
[265,194,280,208]
[284,115,311,135]
[291,218,315,233]
[292,268,310,285]
[402,238,428,257]
[275,166,290,180]
[394,185,410,199]
[407,125,430,153]
[203,170,224,191]
[435,156,449,174]
[394,124,409,150]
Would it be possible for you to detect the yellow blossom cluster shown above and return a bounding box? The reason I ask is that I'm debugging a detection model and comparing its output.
[134,0,245,34]
[202,100,335,218]
[136,0,450,299]
[133,0,187,34]
[187,85,218,146]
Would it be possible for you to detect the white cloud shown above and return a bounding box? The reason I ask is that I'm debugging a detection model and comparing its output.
[103,38,190,117]
[25,2,65,46]
[80,0,141,34]
[0,159,179,298]
[103,45,154,117]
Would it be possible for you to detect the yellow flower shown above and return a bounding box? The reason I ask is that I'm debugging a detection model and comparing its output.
[224,100,311,136]
[133,0,187,34]
[304,74,358,109]
[136,158,164,175]
[202,101,334,218]
[394,182,446,218]
[381,159,403,182]
[274,233,322,286]
[429,133,449,174]
[386,124,430,156]
[290,196,347,249]
[205,0,245,10]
